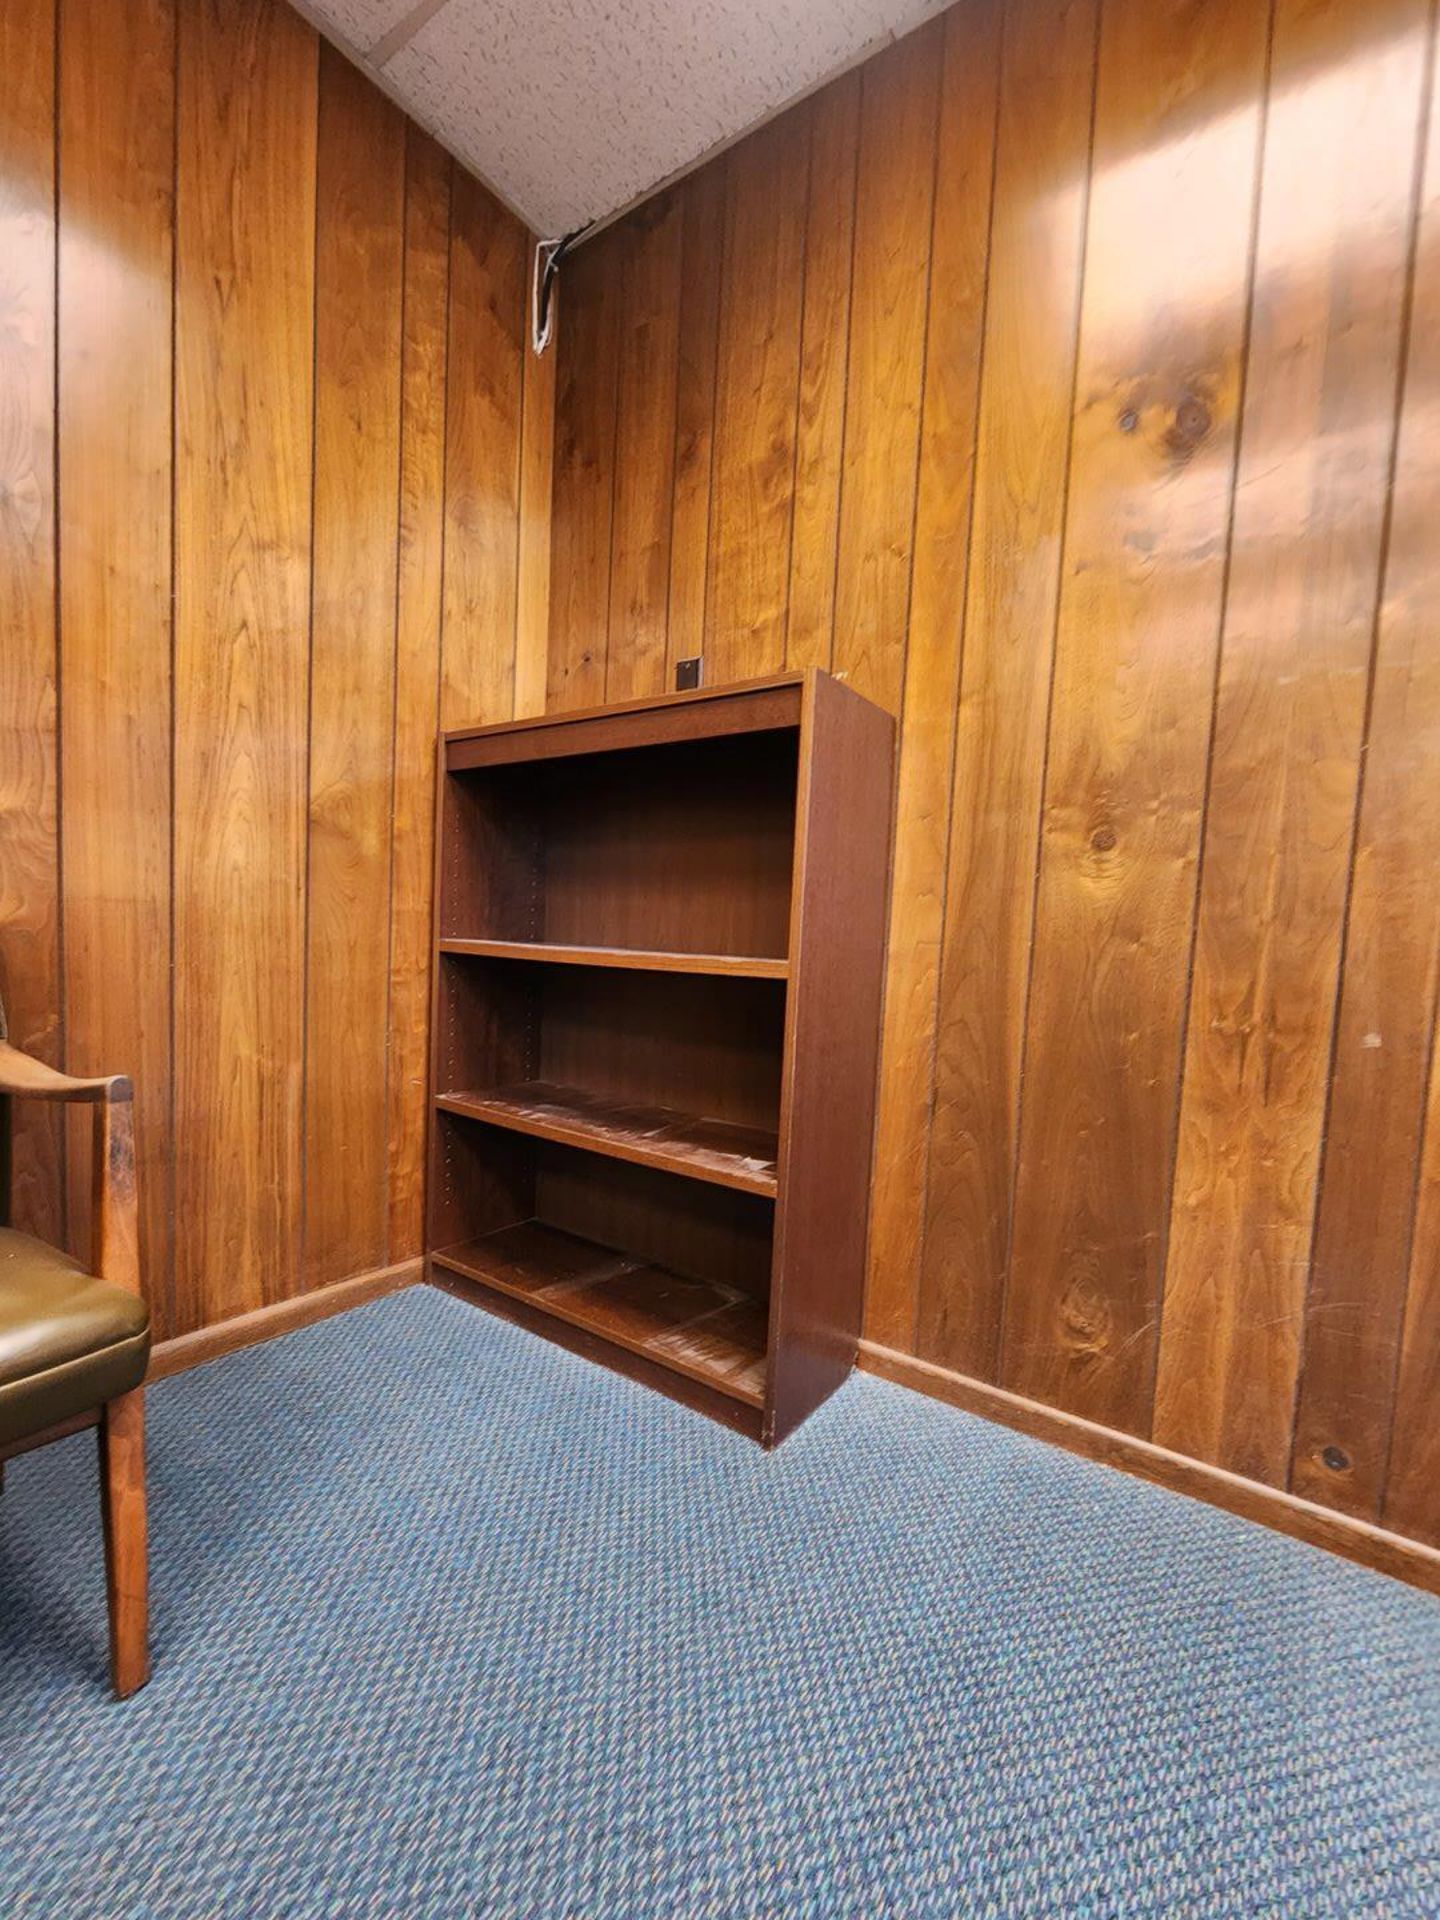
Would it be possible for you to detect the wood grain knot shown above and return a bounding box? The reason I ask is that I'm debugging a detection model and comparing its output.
[1320,1444,1351,1473]
[1165,394,1211,458]
[1060,1273,1112,1356]
[1090,825,1117,853]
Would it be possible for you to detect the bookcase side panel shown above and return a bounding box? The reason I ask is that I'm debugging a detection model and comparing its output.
[767,673,896,1443]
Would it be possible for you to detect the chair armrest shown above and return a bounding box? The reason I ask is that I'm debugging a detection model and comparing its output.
[0,1041,131,1105]
[0,1042,139,1294]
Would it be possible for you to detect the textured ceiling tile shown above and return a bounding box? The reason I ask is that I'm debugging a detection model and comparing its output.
[382,0,945,235]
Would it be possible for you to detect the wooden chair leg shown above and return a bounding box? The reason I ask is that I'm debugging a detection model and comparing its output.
[99,1388,149,1699]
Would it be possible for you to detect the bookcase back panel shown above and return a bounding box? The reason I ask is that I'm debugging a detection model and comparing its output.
[441,731,799,958]
[537,971,784,1129]
[535,1145,775,1300]
[435,956,785,1130]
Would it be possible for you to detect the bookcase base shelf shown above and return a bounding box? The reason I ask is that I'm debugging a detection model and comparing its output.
[430,1220,768,1408]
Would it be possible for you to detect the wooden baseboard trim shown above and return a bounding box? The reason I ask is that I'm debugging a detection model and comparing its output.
[148,1258,423,1382]
[858,1341,1440,1597]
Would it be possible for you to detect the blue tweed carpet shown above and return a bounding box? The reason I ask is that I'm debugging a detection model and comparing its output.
[0,1287,1436,1918]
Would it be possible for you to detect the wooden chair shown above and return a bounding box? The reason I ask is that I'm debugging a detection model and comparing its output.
[0,1011,150,1698]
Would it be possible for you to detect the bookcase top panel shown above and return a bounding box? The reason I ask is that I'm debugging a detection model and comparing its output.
[447,670,808,745]
[444,673,813,771]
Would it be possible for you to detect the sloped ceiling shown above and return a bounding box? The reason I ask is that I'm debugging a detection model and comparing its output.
[297,0,946,236]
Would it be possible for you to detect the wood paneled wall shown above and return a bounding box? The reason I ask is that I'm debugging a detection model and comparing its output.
[546,0,1440,1551]
[4,0,1437,1565]
[0,0,552,1339]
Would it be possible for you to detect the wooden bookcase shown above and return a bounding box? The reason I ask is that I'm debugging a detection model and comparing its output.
[426,670,895,1446]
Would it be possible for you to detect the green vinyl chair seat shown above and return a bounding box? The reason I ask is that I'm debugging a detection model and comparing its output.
[0,1228,150,1448]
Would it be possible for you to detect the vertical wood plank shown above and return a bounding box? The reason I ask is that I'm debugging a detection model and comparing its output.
[387,127,451,1263]
[546,234,619,712]
[174,0,316,1326]
[1385,1015,1440,1545]
[830,25,942,716]
[785,73,859,675]
[515,275,555,720]
[605,194,682,703]
[442,170,525,728]
[304,45,405,1289]
[2,0,532,1333]
[863,0,1002,1349]
[916,0,1099,1377]
[1154,0,1430,1483]
[57,0,175,1323]
[665,160,725,687]
[1293,41,1440,1517]
[0,0,64,1246]
[1000,0,1268,1429]
[704,110,810,686]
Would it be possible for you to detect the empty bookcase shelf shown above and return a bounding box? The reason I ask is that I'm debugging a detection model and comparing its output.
[434,1083,779,1196]
[437,939,788,978]
[431,1222,769,1406]
[428,670,895,1447]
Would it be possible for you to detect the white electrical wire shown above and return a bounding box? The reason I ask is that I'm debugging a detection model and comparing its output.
[531,238,564,356]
